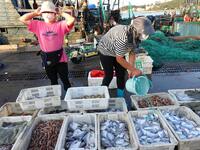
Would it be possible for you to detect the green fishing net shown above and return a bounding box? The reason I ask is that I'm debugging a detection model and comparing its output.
[141,31,200,68]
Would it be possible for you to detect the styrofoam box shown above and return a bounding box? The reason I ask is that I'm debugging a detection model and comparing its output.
[142,65,153,74]
[64,86,110,111]
[136,55,153,62]
[168,88,200,104]
[128,110,178,150]
[15,115,67,150]
[16,85,61,111]
[84,98,128,114]
[57,114,97,150]
[97,113,138,150]
[131,92,180,110]
[135,55,153,75]
[88,71,117,89]
[38,100,82,116]
[136,55,153,66]
[0,102,38,117]
[159,106,200,150]
[0,116,32,150]
[125,51,148,62]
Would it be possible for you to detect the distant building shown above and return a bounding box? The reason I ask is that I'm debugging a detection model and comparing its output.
[145,5,154,11]
[154,0,172,5]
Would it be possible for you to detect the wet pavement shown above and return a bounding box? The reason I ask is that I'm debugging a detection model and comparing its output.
[0,51,200,109]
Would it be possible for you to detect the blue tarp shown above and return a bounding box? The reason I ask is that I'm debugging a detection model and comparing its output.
[88,4,96,9]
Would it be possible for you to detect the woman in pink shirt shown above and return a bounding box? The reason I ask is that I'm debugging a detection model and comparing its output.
[19,1,75,91]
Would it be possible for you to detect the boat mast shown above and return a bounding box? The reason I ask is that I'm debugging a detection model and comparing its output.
[112,0,120,10]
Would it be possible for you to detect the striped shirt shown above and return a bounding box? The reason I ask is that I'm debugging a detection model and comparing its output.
[97,25,136,57]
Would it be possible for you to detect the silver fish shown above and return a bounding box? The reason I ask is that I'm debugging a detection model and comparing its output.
[85,131,95,148]
[101,137,113,147]
[69,140,81,149]
[65,122,95,149]
[132,113,170,145]
[100,120,130,148]
[69,122,81,131]
[115,138,129,147]
[107,132,115,141]
[72,129,86,139]
[162,110,200,139]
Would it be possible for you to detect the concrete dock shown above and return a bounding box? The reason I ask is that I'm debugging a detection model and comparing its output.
[0,51,200,109]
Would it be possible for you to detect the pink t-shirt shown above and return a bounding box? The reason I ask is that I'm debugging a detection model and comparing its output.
[28,20,72,62]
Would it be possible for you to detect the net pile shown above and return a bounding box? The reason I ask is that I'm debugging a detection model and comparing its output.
[141,31,200,68]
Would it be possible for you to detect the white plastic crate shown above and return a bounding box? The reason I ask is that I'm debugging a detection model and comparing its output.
[159,106,200,150]
[64,86,110,111]
[135,55,153,74]
[131,92,180,110]
[38,100,82,116]
[128,110,178,150]
[0,116,32,150]
[57,114,97,150]
[88,71,117,89]
[16,85,61,111]
[168,88,200,104]
[15,115,67,150]
[142,65,153,74]
[84,98,128,114]
[0,102,38,117]
[97,113,138,150]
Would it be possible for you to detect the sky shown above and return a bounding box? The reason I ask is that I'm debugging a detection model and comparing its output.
[88,0,158,6]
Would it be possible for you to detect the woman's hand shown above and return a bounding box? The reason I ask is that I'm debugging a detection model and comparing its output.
[19,7,41,25]
[56,7,63,16]
[34,7,41,16]
[129,68,142,78]
[60,9,75,26]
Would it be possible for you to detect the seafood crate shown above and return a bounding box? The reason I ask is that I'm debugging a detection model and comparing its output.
[0,102,38,117]
[97,113,138,150]
[128,110,178,150]
[88,71,117,89]
[57,114,97,150]
[159,106,200,150]
[183,103,200,117]
[0,116,32,150]
[64,86,110,111]
[38,100,82,116]
[168,88,200,104]
[16,85,61,111]
[84,98,128,114]
[15,115,66,150]
[131,92,180,110]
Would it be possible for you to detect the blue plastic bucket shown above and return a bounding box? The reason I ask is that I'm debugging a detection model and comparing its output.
[125,76,151,96]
